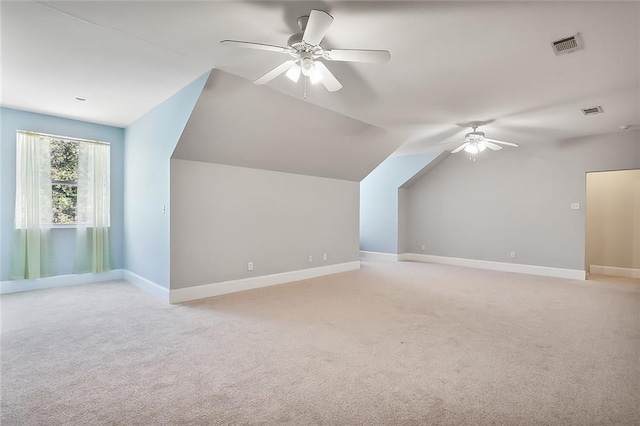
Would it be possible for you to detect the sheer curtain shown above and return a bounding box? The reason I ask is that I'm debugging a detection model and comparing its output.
[10,132,56,279]
[74,142,111,273]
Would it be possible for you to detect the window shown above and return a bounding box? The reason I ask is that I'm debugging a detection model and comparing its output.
[11,131,111,279]
[50,139,79,225]
[13,132,110,227]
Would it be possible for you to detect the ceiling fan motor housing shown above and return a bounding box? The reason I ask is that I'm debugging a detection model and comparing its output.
[466,131,485,141]
[288,15,324,53]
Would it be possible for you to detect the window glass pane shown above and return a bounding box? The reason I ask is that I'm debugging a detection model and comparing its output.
[50,139,79,182]
[50,139,79,225]
[52,184,77,224]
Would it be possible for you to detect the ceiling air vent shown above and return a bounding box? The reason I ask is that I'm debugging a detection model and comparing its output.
[551,33,583,56]
[581,106,603,116]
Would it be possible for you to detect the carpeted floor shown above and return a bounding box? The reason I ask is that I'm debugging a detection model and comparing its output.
[2,260,639,425]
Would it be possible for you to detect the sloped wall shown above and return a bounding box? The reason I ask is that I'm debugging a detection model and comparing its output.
[404,130,640,271]
[172,70,401,181]
[170,70,402,292]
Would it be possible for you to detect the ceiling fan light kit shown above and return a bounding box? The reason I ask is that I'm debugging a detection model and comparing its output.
[221,10,391,95]
[464,141,486,154]
[285,63,301,82]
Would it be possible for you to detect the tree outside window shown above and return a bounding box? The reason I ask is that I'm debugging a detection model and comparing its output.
[50,139,79,225]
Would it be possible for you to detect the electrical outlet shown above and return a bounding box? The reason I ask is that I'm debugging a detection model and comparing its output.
[571,203,580,210]
[247,262,253,271]
[421,244,426,251]
[510,251,516,259]
[308,255,313,263]
[161,205,166,214]
[323,253,328,261]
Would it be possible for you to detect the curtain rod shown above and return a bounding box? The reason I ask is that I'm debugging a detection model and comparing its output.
[17,130,110,146]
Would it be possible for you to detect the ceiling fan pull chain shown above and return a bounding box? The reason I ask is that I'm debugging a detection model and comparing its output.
[303,76,308,100]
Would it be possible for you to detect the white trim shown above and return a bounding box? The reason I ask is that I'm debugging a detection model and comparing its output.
[400,253,586,280]
[122,270,170,302]
[590,265,640,279]
[169,261,361,304]
[0,269,124,295]
[359,251,398,261]
[17,130,109,146]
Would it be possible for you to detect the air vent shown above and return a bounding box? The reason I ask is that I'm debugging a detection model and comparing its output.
[581,106,603,116]
[551,33,583,56]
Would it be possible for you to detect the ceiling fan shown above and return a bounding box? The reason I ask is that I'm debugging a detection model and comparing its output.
[220,10,391,93]
[450,125,519,155]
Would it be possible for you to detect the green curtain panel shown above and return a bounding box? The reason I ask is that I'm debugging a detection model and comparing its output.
[10,229,56,279]
[73,227,111,274]
[11,132,57,279]
[74,141,111,274]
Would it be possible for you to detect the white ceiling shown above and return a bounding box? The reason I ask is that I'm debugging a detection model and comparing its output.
[2,1,638,154]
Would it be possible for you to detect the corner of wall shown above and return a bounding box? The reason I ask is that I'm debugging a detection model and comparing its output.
[360,151,445,254]
[123,70,211,289]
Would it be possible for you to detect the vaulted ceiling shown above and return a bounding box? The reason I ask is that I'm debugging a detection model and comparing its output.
[173,70,402,181]
[2,1,638,155]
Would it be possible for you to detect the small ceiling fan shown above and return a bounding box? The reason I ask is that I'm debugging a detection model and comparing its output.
[220,10,391,93]
[450,125,519,155]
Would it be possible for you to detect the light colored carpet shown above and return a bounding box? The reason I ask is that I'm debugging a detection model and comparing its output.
[2,260,639,425]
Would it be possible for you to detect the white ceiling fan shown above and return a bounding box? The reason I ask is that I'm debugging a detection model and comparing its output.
[450,124,519,155]
[221,10,391,93]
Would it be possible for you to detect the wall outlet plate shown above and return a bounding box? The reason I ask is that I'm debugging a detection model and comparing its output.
[571,203,580,210]
[247,262,253,271]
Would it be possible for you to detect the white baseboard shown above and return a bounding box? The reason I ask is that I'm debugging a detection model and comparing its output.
[169,261,361,304]
[0,269,125,295]
[360,251,398,261]
[0,262,360,304]
[590,265,640,279]
[400,253,586,280]
[122,270,170,302]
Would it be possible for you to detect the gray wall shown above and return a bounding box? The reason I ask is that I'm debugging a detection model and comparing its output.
[398,188,410,254]
[404,130,640,270]
[170,159,359,289]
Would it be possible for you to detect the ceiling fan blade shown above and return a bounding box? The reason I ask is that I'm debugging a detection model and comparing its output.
[254,60,295,85]
[303,10,334,46]
[451,142,469,154]
[220,40,292,53]
[323,49,391,63]
[314,62,343,92]
[485,138,518,147]
[482,141,503,151]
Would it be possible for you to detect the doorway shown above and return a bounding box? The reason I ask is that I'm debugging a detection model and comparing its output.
[585,169,640,279]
